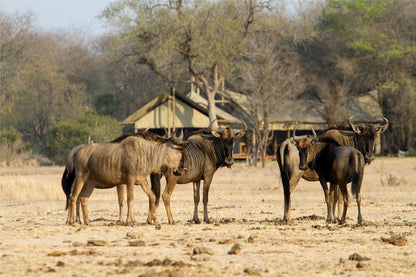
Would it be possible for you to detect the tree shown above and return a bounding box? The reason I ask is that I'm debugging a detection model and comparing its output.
[318,0,416,153]
[101,0,264,128]
[231,12,306,167]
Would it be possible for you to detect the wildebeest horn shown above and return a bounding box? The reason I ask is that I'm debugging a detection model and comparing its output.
[376,115,389,134]
[348,116,362,134]
[235,119,247,138]
[292,127,297,138]
[311,127,317,138]
[209,119,222,138]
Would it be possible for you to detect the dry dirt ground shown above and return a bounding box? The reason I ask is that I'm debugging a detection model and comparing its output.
[1,158,415,276]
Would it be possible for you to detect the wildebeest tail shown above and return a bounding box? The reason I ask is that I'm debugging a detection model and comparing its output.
[150,173,161,207]
[61,167,75,210]
[276,143,289,186]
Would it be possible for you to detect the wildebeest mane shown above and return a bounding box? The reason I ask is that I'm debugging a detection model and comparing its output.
[111,131,168,144]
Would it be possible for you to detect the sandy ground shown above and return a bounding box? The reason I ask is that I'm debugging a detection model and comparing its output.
[1,157,415,276]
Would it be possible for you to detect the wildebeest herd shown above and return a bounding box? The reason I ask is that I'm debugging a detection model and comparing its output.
[62,116,389,227]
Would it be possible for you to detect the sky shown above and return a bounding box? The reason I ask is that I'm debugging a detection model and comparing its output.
[1,0,115,35]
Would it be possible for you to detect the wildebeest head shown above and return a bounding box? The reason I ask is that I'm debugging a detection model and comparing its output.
[348,116,389,164]
[293,129,318,171]
[209,119,247,168]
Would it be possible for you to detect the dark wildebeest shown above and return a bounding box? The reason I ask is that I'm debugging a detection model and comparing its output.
[65,132,187,226]
[276,116,389,222]
[150,119,247,224]
[294,134,365,224]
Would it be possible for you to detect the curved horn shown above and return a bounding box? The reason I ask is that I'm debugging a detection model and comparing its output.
[209,119,222,138]
[292,127,297,137]
[235,119,247,138]
[376,115,389,134]
[348,116,362,134]
[311,127,317,138]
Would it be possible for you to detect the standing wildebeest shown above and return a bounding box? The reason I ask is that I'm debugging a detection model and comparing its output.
[276,116,389,222]
[62,143,128,225]
[66,132,187,226]
[294,135,365,224]
[150,120,247,224]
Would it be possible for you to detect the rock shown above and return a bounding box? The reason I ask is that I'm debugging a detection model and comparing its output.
[47,251,66,257]
[129,240,146,247]
[56,261,65,267]
[218,239,234,244]
[126,232,142,239]
[87,239,107,246]
[72,242,83,247]
[244,268,261,276]
[381,235,408,246]
[146,259,162,266]
[348,253,370,261]
[247,236,254,243]
[356,262,365,269]
[228,244,241,255]
[192,247,214,256]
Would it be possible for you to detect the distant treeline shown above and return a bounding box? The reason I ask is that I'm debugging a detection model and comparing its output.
[1,0,415,164]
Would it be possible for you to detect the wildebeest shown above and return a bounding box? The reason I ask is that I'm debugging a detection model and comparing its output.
[294,134,365,224]
[62,143,127,225]
[65,132,187,226]
[276,116,389,222]
[150,119,247,224]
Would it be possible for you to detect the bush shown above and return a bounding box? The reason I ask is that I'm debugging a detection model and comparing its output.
[78,113,122,143]
[45,114,122,165]
[46,121,90,165]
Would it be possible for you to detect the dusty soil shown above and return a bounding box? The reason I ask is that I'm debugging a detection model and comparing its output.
[1,158,415,276]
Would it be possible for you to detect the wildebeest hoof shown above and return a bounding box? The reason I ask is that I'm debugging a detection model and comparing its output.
[168,220,176,225]
[127,220,137,226]
[115,220,124,226]
[204,218,212,224]
[192,218,201,224]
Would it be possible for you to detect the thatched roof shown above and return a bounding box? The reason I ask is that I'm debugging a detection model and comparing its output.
[224,89,382,130]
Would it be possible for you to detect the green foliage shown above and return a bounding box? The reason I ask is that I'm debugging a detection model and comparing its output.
[0,128,21,145]
[95,93,122,116]
[45,121,90,164]
[78,113,122,143]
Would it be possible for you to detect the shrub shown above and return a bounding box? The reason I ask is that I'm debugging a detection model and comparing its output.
[46,121,90,165]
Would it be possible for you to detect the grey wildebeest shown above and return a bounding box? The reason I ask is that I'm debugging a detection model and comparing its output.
[150,120,247,224]
[294,134,365,224]
[65,132,187,226]
[276,116,389,222]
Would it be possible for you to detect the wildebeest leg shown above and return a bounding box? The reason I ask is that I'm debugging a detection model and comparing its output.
[162,176,178,225]
[192,181,201,224]
[80,182,94,226]
[319,179,331,223]
[116,184,126,225]
[339,184,349,225]
[283,174,301,223]
[67,174,85,225]
[202,177,213,224]
[336,186,344,223]
[329,184,337,223]
[76,196,82,224]
[137,178,157,225]
[125,178,137,226]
